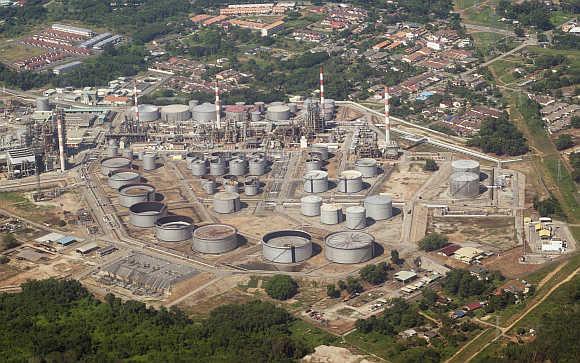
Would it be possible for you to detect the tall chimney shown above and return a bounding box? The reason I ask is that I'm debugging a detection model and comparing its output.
[56,111,66,173]
[384,87,391,145]
[133,81,140,126]
[215,80,221,129]
[319,66,325,112]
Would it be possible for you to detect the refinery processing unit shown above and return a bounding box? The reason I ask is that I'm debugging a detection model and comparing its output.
[0,65,572,322]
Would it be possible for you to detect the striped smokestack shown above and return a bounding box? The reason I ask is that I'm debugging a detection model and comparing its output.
[319,66,324,111]
[215,80,221,129]
[384,86,391,145]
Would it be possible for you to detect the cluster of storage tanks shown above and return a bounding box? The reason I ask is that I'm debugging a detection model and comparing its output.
[449,159,481,198]
[261,229,375,264]
[300,194,393,228]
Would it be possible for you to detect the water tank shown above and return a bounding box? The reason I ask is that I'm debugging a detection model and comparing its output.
[192,102,217,122]
[155,215,193,242]
[325,231,374,264]
[452,159,480,176]
[192,224,238,254]
[355,158,378,178]
[305,158,322,172]
[36,97,50,111]
[142,153,157,171]
[244,177,260,196]
[160,104,192,122]
[320,203,342,225]
[133,104,160,122]
[303,170,329,193]
[301,195,322,216]
[101,157,131,176]
[209,157,227,176]
[129,201,167,228]
[202,176,216,195]
[213,191,241,214]
[229,158,248,176]
[311,144,329,160]
[450,172,480,198]
[108,169,140,190]
[345,206,366,230]
[266,104,290,121]
[191,159,208,176]
[364,195,393,220]
[262,230,312,264]
[118,183,156,208]
[248,157,267,176]
[337,170,363,194]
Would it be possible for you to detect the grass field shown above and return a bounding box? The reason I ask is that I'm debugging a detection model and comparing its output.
[464,5,502,27]
[454,0,477,10]
[488,59,522,84]
[448,328,500,363]
[0,43,45,63]
[549,11,575,26]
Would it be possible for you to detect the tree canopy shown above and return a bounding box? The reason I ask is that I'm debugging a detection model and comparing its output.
[418,233,448,251]
[468,117,529,156]
[265,275,299,300]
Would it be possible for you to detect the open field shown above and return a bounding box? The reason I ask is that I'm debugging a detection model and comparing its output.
[464,4,502,27]
[429,217,516,250]
[447,328,501,363]
[0,43,46,63]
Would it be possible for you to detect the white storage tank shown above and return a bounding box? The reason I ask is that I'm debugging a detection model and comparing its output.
[311,144,329,160]
[101,157,132,176]
[325,231,374,264]
[209,156,227,176]
[320,203,342,225]
[155,215,193,242]
[129,201,167,228]
[142,152,157,171]
[192,102,218,122]
[301,195,322,216]
[108,169,140,190]
[267,104,290,121]
[450,172,480,198]
[192,224,238,254]
[229,158,248,176]
[213,191,241,213]
[345,206,366,230]
[262,230,313,264]
[355,158,378,177]
[337,170,363,194]
[133,104,160,122]
[364,195,393,220]
[452,159,480,176]
[244,177,260,196]
[305,158,323,172]
[303,170,329,193]
[118,183,156,208]
[202,176,217,195]
[248,157,267,176]
[191,159,208,176]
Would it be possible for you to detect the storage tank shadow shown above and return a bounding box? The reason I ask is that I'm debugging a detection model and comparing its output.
[155,215,193,242]
[262,230,314,264]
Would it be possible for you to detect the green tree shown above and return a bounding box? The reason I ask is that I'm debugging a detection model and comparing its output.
[391,249,401,265]
[424,159,439,171]
[326,284,340,298]
[555,134,575,150]
[346,277,363,294]
[2,233,20,250]
[264,275,299,300]
[418,233,448,251]
[360,263,389,285]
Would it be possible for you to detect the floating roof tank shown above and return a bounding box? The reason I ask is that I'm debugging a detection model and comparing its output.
[108,169,140,190]
[209,156,227,176]
[320,203,342,225]
[311,144,329,160]
[129,201,167,228]
[229,158,248,176]
[325,231,374,264]
[337,170,363,194]
[262,230,312,264]
[450,172,480,198]
[355,158,378,178]
[345,206,366,230]
[364,195,393,220]
[304,170,329,193]
[118,183,156,208]
[301,195,322,216]
[160,104,192,122]
[244,177,260,196]
[155,215,193,242]
[305,158,322,172]
[192,224,238,254]
[202,176,217,195]
[213,191,241,214]
[222,175,239,193]
[101,157,131,176]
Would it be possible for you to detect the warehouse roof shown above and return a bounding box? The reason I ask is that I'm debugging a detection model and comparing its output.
[35,232,65,243]
[7,148,35,165]
[394,270,417,282]
[76,241,100,254]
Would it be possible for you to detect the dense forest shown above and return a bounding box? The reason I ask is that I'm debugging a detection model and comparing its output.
[468,117,529,156]
[496,0,554,30]
[0,279,316,362]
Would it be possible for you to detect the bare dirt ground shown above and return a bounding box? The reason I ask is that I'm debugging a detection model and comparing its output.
[379,162,431,201]
[302,345,378,363]
[429,216,517,250]
[507,161,549,210]
[482,247,544,278]
[164,272,216,305]
[0,255,86,288]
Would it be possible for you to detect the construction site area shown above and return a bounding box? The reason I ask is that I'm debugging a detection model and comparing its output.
[0,70,577,333]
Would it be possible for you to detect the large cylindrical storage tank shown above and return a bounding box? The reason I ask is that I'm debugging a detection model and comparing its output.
[311,144,329,160]
[129,201,167,228]
[262,230,312,264]
[320,203,342,225]
[192,224,238,254]
[191,159,208,176]
[209,157,227,176]
[37,97,50,111]
[337,170,363,194]
[101,157,132,176]
[202,176,216,195]
[185,152,197,169]
[229,158,248,176]
[118,183,156,208]
[452,159,480,176]
[355,158,378,178]
[192,102,217,122]
[225,105,247,122]
[108,170,140,189]
[325,231,374,264]
[142,153,157,171]
[345,206,366,230]
[248,157,267,176]
[160,104,192,122]
[303,170,329,193]
[133,104,160,122]
[305,158,322,172]
[155,215,193,242]
[213,192,241,214]
[450,172,480,198]
[301,195,322,216]
[364,195,393,220]
[244,177,260,196]
[266,105,290,121]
